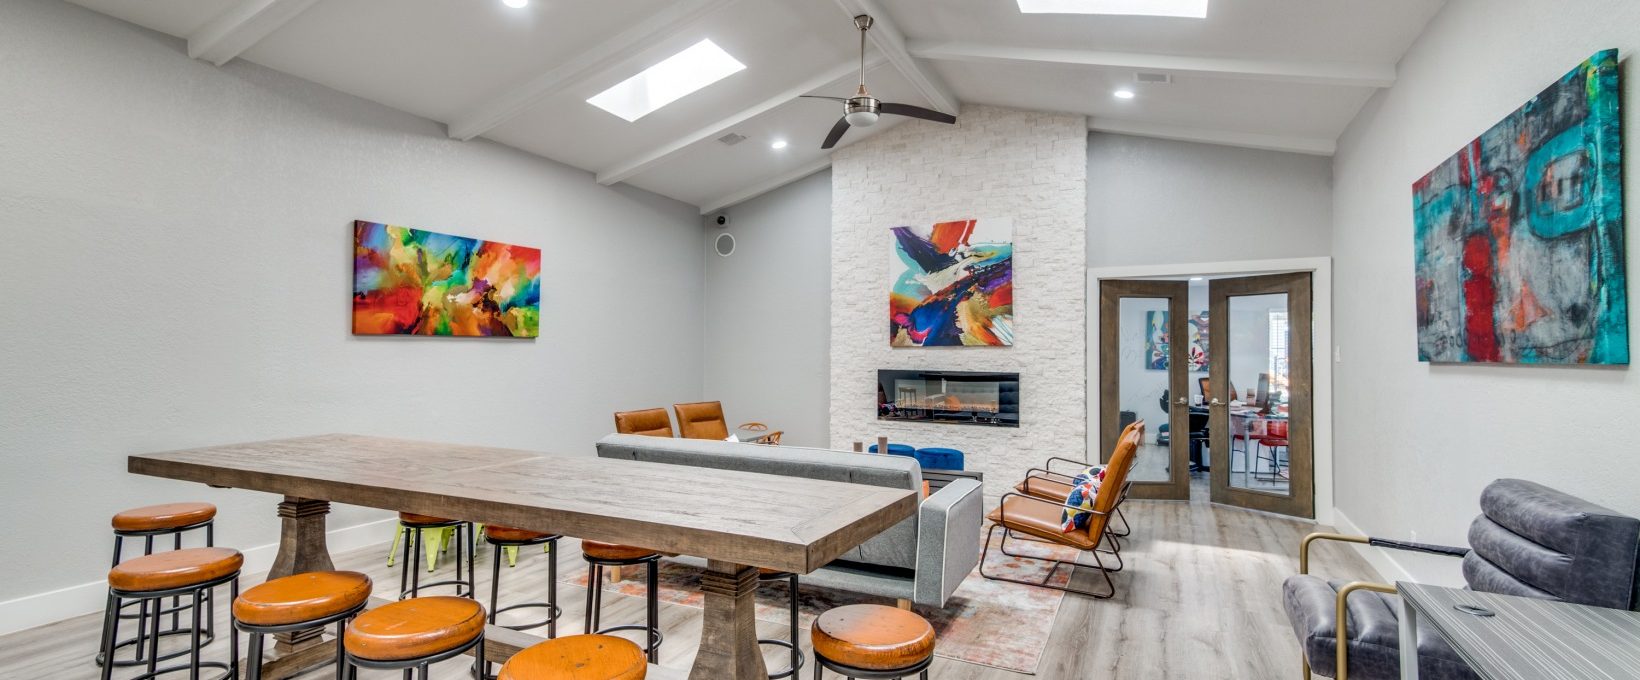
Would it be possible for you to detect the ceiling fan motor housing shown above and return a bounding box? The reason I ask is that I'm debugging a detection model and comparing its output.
[845,96,881,127]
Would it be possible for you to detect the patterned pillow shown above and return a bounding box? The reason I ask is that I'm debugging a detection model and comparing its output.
[1060,465,1107,532]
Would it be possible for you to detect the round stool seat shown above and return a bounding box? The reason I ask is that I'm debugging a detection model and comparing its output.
[344,596,485,662]
[812,604,935,671]
[913,447,965,471]
[233,571,373,627]
[108,547,242,593]
[497,634,646,680]
[758,567,793,577]
[580,541,658,562]
[487,525,559,543]
[111,502,217,532]
[398,512,457,526]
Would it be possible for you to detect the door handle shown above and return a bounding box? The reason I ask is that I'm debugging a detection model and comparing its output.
[1176,397,1189,406]
[1209,398,1225,407]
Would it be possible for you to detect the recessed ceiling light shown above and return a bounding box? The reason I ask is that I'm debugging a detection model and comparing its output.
[1016,0,1208,18]
[1114,89,1136,100]
[502,0,528,8]
[587,39,746,122]
[770,140,789,150]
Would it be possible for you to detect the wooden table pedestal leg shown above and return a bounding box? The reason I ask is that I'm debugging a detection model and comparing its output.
[252,497,340,680]
[691,560,769,680]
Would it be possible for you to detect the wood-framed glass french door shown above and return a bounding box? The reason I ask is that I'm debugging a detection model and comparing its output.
[1206,272,1314,518]
[1098,280,1191,501]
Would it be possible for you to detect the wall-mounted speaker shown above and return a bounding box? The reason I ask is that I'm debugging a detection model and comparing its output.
[714,232,736,257]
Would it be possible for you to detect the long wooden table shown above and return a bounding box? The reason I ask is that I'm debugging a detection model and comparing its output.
[129,434,918,680]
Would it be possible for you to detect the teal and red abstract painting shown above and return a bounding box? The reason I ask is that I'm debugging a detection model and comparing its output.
[889,218,1013,347]
[352,221,541,338]
[1413,50,1626,364]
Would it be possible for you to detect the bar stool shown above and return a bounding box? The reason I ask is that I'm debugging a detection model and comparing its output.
[100,502,219,668]
[343,595,486,679]
[810,604,935,680]
[97,547,243,680]
[233,571,373,680]
[494,634,646,680]
[581,541,663,663]
[485,526,563,636]
[398,512,475,599]
[757,569,803,679]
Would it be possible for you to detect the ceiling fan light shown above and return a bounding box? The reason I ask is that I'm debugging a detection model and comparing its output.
[845,110,880,127]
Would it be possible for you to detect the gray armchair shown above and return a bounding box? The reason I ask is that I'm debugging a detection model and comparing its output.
[1283,479,1640,680]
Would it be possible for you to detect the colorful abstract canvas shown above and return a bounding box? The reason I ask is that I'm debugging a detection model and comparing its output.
[889,218,1014,347]
[1145,311,1209,371]
[1413,50,1627,364]
[352,221,541,337]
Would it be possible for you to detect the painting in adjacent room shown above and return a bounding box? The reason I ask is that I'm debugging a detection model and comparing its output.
[352,221,541,338]
[1145,311,1209,371]
[1413,49,1627,364]
[889,218,1014,347]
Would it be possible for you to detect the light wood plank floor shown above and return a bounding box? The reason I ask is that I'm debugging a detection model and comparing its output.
[1,480,1378,679]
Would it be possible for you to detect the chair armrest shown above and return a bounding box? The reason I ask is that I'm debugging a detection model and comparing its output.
[1334,581,1398,680]
[1300,532,1469,575]
[913,478,984,607]
[1042,456,1093,473]
[1024,468,1078,484]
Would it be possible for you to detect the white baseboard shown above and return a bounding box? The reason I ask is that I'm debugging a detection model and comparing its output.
[1329,507,1414,583]
[0,518,395,637]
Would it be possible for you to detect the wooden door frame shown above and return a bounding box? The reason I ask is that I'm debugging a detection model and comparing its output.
[1086,257,1333,523]
[1097,280,1191,500]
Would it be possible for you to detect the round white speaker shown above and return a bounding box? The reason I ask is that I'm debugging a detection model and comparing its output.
[714,232,736,257]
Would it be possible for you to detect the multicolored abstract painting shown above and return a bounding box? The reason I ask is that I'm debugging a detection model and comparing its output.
[889,218,1013,347]
[1145,311,1209,371]
[352,221,541,338]
[1413,50,1627,364]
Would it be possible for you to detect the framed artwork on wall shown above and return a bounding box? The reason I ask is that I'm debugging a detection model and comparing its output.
[889,217,1014,347]
[1145,310,1208,371]
[352,220,541,338]
[1413,49,1626,364]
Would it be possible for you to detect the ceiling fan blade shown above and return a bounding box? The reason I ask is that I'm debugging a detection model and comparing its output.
[881,102,957,125]
[821,116,851,149]
[799,95,848,102]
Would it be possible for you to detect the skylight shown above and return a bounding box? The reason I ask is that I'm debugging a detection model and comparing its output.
[587,39,746,122]
[1015,0,1209,18]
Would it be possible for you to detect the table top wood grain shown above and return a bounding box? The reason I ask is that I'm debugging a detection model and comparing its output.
[1398,581,1640,680]
[129,434,917,574]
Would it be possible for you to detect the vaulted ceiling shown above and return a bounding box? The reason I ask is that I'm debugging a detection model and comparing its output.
[64,0,1445,213]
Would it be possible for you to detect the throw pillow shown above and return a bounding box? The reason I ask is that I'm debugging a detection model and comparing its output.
[1060,465,1107,532]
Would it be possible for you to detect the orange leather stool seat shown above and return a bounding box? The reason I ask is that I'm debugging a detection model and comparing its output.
[398,512,457,526]
[111,502,217,532]
[343,596,485,662]
[233,571,373,627]
[496,634,647,680]
[580,541,658,562]
[812,604,935,671]
[486,525,558,543]
[108,547,243,593]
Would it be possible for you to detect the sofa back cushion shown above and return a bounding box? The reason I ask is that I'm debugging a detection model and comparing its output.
[1464,479,1640,610]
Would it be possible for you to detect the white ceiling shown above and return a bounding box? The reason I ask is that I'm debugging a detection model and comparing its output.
[64,0,1445,213]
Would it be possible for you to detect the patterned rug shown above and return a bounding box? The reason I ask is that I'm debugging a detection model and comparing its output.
[566,534,1084,674]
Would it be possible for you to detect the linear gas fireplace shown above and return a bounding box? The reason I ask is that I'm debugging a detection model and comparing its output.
[878,370,1020,427]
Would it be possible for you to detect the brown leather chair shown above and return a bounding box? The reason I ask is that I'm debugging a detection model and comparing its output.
[673,401,729,440]
[1015,421,1145,538]
[613,408,673,437]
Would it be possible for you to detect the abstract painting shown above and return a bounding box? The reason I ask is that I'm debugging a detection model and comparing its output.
[1413,50,1627,364]
[352,221,541,338]
[889,218,1013,346]
[1145,311,1209,371]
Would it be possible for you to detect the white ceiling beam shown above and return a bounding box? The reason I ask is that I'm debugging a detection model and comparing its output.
[1089,119,1336,156]
[445,0,737,142]
[908,41,1397,89]
[830,0,959,114]
[596,57,884,187]
[187,0,323,66]
[699,158,833,215]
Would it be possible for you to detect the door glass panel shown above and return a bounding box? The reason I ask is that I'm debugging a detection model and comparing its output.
[1118,297,1171,483]
[1226,293,1291,494]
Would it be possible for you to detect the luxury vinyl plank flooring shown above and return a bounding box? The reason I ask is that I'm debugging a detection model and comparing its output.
[0,478,1378,679]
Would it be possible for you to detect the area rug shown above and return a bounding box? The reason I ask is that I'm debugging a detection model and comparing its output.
[565,535,1083,675]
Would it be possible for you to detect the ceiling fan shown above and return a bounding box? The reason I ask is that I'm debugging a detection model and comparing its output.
[802,14,957,149]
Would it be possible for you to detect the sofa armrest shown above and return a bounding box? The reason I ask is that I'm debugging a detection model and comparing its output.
[912,478,984,607]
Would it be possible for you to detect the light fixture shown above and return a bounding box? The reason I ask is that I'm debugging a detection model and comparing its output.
[770,140,789,150]
[587,39,746,122]
[1114,89,1136,100]
[1016,0,1209,18]
[844,107,880,127]
[1190,276,1205,281]
[502,0,528,8]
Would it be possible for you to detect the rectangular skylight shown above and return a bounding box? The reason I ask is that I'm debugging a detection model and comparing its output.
[1016,0,1209,18]
[587,39,746,122]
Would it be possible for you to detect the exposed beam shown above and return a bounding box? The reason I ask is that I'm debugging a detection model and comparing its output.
[908,41,1397,89]
[597,58,884,186]
[830,0,959,114]
[699,158,833,215]
[187,0,323,66]
[445,0,737,141]
[1089,119,1336,156]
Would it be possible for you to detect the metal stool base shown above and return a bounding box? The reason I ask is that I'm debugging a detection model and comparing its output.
[812,651,933,680]
[584,552,664,663]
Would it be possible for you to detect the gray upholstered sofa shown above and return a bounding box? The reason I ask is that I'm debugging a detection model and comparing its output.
[594,433,985,608]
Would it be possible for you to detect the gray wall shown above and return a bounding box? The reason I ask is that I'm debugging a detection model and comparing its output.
[0,0,703,622]
[700,170,832,447]
[1330,0,1640,585]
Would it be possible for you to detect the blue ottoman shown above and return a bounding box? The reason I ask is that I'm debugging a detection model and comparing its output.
[868,443,917,458]
[914,447,965,471]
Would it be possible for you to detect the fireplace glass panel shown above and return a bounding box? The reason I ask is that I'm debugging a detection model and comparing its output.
[877,370,1020,427]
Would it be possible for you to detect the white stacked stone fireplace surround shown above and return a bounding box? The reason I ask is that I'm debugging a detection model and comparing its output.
[829,105,1089,496]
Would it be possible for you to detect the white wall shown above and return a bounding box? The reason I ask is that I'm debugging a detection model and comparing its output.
[0,0,703,630]
[701,170,832,447]
[1331,0,1640,585]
